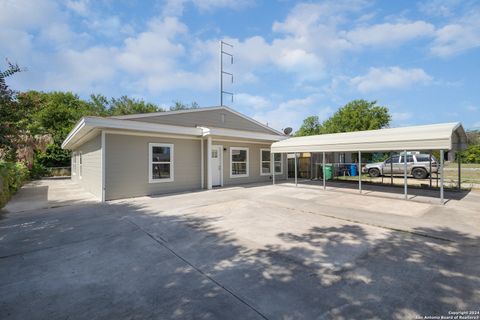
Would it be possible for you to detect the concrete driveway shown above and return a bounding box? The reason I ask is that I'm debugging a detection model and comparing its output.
[1,181,479,319]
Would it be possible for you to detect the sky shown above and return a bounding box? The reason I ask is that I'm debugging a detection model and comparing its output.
[1,0,480,132]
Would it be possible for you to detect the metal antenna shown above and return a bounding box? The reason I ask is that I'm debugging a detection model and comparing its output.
[220,41,233,106]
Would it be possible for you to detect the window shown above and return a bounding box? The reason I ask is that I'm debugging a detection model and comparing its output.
[72,152,76,175]
[415,154,431,162]
[400,155,414,163]
[230,147,249,178]
[260,149,283,175]
[149,143,174,183]
[78,152,83,179]
[386,156,399,164]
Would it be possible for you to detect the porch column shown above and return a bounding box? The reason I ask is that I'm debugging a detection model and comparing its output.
[358,151,362,193]
[294,152,298,186]
[207,136,212,190]
[458,151,461,190]
[271,152,275,185]
[404,150,408,200]
[440,150,444,204]
[322,152,326,190]
[200,139,204,189]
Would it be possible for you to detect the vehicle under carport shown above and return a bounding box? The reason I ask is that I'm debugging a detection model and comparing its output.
[270,122,468,204]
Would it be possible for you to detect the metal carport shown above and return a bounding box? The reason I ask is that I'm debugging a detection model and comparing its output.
[270,122,468,204]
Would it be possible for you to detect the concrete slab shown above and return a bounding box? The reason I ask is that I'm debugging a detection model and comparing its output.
[2,179,98,214]
[0,180,479,319]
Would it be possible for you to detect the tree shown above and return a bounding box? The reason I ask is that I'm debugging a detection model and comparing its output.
[296,116,322,136]
[108,95,163,116]
[321,100,390,134]
[0,59,24,160]
[295,99,391,136]
[169,101,200,111]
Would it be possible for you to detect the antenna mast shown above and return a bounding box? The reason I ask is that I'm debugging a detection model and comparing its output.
[220,41,233,106]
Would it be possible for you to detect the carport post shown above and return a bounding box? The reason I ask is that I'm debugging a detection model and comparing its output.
[429,152,432,188]
[390,151,393,185]
[322,152,326,190]
[440,150,444,204]
[404,150,408,200]
[358,151,362,193]
[271,152,275,185]
[294,152,298,186]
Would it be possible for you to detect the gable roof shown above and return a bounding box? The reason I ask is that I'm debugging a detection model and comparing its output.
[271,122,467,153]
[110,106,284,136]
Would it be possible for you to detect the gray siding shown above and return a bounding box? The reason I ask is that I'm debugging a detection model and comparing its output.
[71,134,102,199]
[128,109,278,135]
[105,133,202,200]
[212,141,287,186]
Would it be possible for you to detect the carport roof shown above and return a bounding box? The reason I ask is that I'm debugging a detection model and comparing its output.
[271,122,467,153]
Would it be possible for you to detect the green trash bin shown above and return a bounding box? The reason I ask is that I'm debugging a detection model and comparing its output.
[323,164,333,180]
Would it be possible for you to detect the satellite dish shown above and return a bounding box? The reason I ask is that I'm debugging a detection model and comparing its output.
[283,127,293,135]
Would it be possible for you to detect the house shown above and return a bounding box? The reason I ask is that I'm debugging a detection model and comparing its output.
[62,106,288,201]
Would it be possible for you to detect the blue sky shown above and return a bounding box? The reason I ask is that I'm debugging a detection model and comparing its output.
[1,0,479,131]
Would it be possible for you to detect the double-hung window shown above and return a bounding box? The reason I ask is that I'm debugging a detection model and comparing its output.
[230,147,249,178]
[149,143,174,183]
[260,149,283,175]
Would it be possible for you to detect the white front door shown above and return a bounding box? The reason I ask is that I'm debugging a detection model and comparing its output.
[211,145,222,186]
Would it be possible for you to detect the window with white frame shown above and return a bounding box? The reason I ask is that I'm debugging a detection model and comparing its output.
[260,149,282,175]
[71,152,76,175]
[79,152,82,178]
[230,147,249,178]
[149,143,174,183]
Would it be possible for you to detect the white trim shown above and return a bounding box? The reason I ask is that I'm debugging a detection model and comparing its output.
[207,136,212,189]
[148,143,174,183]
[212,138,274,145]
[102,129,202,140]
[260,148,271,176]
[200,126,286,142]
[212,145,224,186]
[230,147,249,178]
[200,139,204,189]
[101,131,106,202]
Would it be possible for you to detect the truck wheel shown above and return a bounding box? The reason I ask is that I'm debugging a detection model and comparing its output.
[412,168,428,179]
[368,168,380,177]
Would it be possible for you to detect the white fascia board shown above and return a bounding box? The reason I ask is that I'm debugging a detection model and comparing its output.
[61,118,86,149]
[200,126,287,142]
[62,117,203,149]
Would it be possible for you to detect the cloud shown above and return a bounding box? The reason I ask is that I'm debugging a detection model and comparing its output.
[430,9,480,57]
[350,67,433,92]
[252,94,333,131]
[162,0,253,16]
[344,21,435,46]
[392,112,413,122]
[65,0,90,16]
[466,105,478,111]
[234,93,272,109]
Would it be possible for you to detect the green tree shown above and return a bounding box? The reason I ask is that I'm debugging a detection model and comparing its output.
[296,116,322,136]
[169,101,200,111]
[320,100,390,134]
[0,59,24,160]
[108,95,162,116]
[295,99,391,136]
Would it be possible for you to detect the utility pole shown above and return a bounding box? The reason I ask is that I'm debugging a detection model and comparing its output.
[220,41,233,106]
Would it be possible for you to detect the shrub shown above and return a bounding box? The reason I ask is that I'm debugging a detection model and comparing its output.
[0,161,29,209]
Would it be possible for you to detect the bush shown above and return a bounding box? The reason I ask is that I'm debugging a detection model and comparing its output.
[462,145,480,164]
[0,161,29,209]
